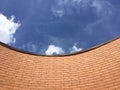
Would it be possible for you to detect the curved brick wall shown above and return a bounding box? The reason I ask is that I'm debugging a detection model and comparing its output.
[0,38,120,90]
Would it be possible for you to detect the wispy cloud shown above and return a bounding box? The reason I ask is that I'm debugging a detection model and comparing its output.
[20,42,38,53]
[84,0,115,34]
[45,45,65,55]
[51,8,64,17]
[51,0,113,17]
[0,13,21,44]
[91,0,114,16]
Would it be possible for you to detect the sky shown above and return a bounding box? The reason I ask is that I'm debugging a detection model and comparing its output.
[0,0,120,55]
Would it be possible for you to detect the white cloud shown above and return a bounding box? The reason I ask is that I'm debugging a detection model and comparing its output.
[70,45,83,53]
[45,45,65,55]
[0,13,21,44]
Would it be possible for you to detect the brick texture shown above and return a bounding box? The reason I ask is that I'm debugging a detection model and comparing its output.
[0,38,120,90]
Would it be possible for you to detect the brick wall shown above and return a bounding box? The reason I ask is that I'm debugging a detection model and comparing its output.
[0,39,120,90]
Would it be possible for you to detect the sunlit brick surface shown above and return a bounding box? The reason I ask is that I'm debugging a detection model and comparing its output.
[0,39,120,90]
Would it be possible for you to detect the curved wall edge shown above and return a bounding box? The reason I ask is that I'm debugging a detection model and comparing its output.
[0,36,120,57]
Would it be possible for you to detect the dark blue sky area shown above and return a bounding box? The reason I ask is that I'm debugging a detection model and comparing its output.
[0,0,120,55]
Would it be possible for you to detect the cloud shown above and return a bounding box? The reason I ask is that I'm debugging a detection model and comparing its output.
[91,0,102,14]
[0,13,21,44]
[20,42,38,53]
[51,8,65,17]
[91,0,114,16]
[70,45,83,53]
[51,0,113,17]
[84,0,115,34]
[45,45,65,55]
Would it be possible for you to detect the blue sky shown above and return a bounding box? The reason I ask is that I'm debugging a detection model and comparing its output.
[0,0,120,55]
